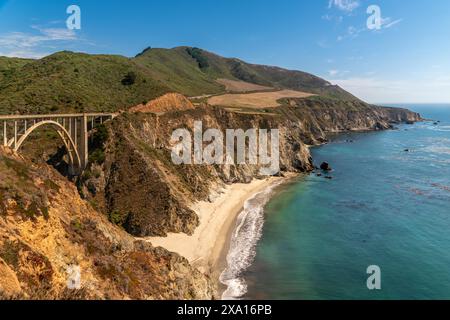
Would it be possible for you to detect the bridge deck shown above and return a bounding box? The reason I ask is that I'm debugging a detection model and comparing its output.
[0,113,118,120]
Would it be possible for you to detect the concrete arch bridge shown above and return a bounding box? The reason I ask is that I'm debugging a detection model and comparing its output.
[0,113,117,175]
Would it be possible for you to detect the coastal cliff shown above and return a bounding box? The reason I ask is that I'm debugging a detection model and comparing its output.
[0,148,215,299]
[80,96,421,238]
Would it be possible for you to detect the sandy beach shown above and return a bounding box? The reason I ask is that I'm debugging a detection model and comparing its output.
[146,176,286,284]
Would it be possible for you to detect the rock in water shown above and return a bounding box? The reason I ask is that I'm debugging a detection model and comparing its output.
[320,162,332,171]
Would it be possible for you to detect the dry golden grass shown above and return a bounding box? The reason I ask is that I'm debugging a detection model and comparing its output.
[208,89,315,109]
[216,78,274,92]
[129,93,195,114]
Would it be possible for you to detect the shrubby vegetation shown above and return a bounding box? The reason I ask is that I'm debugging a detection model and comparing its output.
[121,71,137,86]
[186,47,210,69]
[88,124,109,165]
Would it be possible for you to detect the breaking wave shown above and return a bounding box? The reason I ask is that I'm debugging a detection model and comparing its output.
[220,182,281,300]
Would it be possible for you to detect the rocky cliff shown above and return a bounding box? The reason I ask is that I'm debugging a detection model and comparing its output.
[0,148,215,300]
[80,96,421,238]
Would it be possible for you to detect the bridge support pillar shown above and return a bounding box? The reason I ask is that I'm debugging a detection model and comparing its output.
[80,114,89,172]
[3,122,7,146]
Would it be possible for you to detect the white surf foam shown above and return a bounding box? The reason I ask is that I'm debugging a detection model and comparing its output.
[220,182,281,300]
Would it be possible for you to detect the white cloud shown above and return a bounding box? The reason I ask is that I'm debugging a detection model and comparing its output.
[328,0,360,12]
[381,17,403,29]
[328,69,350,77]
[328,70,339,76]
[33,26,77,41]
[336,16,402,42]
[337,25,366,41]
[322,14,344,23]
[0,25,79,59]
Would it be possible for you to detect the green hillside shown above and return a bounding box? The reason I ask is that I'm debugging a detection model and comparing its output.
[0,57,33,83]
[133,47,225,96]
[0,52,170,114]
[0,47,359,114]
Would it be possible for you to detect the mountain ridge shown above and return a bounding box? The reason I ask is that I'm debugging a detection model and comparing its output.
[0,46,358,115]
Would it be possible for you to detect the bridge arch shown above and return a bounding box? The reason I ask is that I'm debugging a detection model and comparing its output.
[13,120,82,174]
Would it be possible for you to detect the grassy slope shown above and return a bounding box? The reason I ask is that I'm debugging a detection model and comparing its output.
[133,47,224,96]
[0,47,359,114]
[0,57,33,81]
[0,52,170,114]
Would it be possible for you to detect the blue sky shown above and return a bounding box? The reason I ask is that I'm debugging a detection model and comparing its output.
[0,0,449,103]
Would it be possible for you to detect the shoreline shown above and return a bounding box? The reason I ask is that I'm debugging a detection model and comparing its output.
[146,175,295,298]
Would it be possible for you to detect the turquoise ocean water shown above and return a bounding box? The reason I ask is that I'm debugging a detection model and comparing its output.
[223,104,450,300]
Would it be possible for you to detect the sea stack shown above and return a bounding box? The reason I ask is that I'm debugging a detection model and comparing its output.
[320,162,332,171]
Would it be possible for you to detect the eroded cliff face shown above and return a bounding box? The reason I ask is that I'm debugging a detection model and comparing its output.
[281,98,422,143]
[0,148,215,300]
[81,97,421,238]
